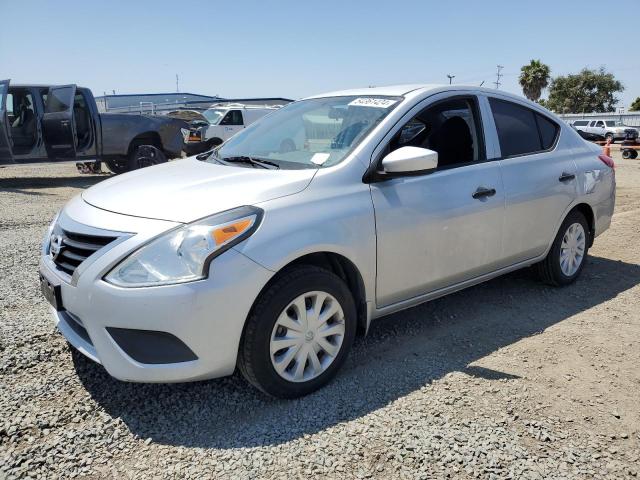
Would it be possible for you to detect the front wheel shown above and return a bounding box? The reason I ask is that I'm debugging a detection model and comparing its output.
[105,158,129,174]
[537,211,590,286]
[238,265,356,398]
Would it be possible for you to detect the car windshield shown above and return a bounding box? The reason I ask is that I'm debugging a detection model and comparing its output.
[210,95,402,169]
[203,108,226,125]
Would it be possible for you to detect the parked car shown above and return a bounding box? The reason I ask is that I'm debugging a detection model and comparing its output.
[572,119,639,142]
[0,80,187,173]
[40,85,615,398]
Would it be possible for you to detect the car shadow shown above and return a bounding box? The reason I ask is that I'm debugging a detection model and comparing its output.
[74,255,640,449]
[0,175,108,194]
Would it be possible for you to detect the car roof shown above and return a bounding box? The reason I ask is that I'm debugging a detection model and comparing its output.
[8,84,88,90]
[305,84,539,102]
[305,84,437,99]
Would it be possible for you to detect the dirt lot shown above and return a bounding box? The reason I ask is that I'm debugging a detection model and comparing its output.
[1,154,639,479]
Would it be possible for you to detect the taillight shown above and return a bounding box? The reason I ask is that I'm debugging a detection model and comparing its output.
[598,154,615,169]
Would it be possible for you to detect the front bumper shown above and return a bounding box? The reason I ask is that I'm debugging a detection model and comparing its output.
[41,197,273,383]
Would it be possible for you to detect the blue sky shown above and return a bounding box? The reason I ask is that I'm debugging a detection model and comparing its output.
[2,0,639,107]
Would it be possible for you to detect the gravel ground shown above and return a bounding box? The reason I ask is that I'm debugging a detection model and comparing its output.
[1,155,639,479]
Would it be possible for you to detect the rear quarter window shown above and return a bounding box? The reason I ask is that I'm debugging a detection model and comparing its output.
[489,98,559,158]
[536,114,559,150]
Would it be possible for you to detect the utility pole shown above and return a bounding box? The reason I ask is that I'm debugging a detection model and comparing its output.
[176,74,180,93]
[494,65,504,89]
[447,74,455,85]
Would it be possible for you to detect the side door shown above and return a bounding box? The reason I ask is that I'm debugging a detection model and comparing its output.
[370,94,505,307]
[593,120,606,138]
[0,79,14,165]
[42,84,77,159]
[488,97,577,265]
[219,109,244,140]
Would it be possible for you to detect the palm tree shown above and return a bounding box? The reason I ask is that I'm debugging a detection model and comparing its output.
[519,60,551,102]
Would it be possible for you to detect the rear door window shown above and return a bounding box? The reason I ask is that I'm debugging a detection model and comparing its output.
[45,86,74,113]
[573,121,588,127]
[489,98,559,158]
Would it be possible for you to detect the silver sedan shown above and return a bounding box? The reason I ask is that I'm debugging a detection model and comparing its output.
[39,85,615,398]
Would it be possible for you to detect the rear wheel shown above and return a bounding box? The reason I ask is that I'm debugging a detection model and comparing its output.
[238,265,356,398]
[537,211,589,286]
[128,144,167,170]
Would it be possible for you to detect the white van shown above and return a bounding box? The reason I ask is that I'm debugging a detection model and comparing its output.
[201,104,280,146]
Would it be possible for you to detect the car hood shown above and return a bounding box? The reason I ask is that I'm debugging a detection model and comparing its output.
[82,158,317,223]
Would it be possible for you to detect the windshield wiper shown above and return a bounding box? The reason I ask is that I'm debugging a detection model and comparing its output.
[196,149,215,160]
[221,156,280,170]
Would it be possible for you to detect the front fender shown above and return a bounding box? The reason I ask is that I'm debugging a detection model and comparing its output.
[232,186,377,305]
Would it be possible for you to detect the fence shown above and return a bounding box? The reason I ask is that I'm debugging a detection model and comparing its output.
[558,112,640,127]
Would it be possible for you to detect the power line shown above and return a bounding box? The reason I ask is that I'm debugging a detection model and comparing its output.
[494,65,504,89]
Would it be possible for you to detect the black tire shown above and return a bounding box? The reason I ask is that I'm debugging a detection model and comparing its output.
[631,150,639,160]
[105,158,129,175]
[238,265,357,398]
[128,144,167,171]
[622,149,632,159]
[537,210,590,286]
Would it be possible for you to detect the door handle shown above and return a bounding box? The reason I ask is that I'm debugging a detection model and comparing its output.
[558,172,576,182]
[472,187,497,199]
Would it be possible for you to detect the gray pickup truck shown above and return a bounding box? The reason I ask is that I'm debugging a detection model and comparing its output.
[0,80,187,173]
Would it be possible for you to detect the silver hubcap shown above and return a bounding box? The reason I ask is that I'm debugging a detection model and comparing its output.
[560,222,586,276]
[270,291,345,383]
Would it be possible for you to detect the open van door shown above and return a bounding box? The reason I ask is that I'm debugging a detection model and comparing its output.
[42,84,77,159]
[0,79,14,165]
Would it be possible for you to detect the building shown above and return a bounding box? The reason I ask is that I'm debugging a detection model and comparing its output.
[95,92,294,114]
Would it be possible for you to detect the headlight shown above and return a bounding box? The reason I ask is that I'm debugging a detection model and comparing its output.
[42,211,60,256]
[104,206,262,287]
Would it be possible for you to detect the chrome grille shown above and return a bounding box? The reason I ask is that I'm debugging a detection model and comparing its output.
[51,230,117,276]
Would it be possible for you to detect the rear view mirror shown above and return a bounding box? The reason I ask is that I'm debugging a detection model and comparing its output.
[381,146,438,174]
[328,107,346,119]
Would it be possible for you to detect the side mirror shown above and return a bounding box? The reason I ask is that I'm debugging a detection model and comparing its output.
[381,146,438,174]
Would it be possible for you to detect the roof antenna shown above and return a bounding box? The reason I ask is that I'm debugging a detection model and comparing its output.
[447,74,455,85]
[479,81,485,87]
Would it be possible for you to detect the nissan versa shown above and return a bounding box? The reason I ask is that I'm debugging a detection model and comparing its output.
[39,85,615,398]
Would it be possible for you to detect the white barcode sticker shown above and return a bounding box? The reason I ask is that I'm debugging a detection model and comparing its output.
[310,153,331,165]
[348,97,398,108]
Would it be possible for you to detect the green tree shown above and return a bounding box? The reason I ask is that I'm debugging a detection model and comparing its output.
[630,97,640,112]
[519,59,551,102]
[545,67,624,113]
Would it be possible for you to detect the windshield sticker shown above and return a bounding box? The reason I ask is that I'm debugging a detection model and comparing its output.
[348,97,398,108]
[310,153,331,165]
